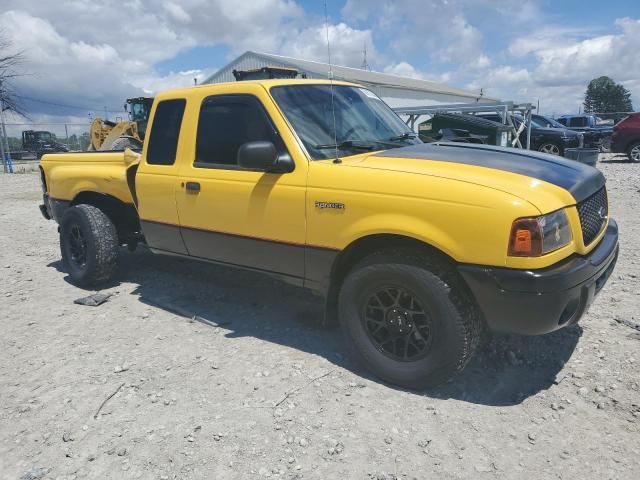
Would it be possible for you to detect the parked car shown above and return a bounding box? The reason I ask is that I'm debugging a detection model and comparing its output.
[611,112,640,162]
[38,79,618,389]
[533,114,602,150]
[418,113,511,146]
[477,113,581,156]
[555,115,613,151]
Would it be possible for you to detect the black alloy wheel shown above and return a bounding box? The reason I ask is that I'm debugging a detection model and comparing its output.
[66,224,88,268]
[362,285,434,362]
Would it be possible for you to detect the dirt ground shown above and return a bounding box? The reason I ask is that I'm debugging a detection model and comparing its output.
[1,153,639,480]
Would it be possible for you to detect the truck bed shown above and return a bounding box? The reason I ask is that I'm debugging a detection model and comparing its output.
[40,151,135,205]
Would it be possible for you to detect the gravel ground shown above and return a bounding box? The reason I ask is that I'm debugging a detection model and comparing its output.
[1,153,639,480]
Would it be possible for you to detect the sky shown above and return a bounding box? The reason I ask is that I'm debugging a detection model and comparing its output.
[1,0,639,128]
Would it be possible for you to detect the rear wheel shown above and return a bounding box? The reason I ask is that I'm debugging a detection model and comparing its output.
[60,204,119,286]
[338,250,481,389]
[627,141,640,162]
[538,142,561,156]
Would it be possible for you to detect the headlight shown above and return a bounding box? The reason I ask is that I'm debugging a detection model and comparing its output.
[508,209,572,257]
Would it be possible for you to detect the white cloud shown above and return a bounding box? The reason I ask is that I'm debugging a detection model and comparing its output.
[138,68,217,94]
[2,0,638,127]
[0,0,304,122]
[342,0,487,65]
[383,62,452,84]
[1,10,146,116]
[281,22,376,68]
[164,2,192,24]
[482,17,640,112]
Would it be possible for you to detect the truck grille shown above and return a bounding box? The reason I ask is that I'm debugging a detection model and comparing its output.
[577,187,608,246]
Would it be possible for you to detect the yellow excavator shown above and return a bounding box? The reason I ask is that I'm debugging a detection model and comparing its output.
[88,97,154,151]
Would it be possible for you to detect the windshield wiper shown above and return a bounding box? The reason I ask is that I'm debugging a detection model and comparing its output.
[389,132,417,141]
[314,140,377,151]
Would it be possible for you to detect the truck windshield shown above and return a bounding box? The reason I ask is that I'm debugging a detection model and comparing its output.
[270,84,420,160]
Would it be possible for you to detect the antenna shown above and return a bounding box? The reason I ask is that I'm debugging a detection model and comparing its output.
[324,0,340,163]
[361,43,370,71]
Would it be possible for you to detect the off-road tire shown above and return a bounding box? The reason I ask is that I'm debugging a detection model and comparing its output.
[338,250,481,389]
[627,141,640,163]
[105,136,143,151]
[60,204,119,286]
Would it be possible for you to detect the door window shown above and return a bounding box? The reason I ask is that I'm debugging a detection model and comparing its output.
[568,117,587,128]
[146,99,186,165]
[195,95,284,168]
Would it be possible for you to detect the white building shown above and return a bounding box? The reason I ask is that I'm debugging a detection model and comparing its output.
[203,51,498,108]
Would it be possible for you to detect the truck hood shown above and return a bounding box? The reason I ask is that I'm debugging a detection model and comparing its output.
[358,142,605,204]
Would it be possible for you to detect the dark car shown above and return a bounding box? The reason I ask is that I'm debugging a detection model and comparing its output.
[555,114,613,150]
[611,112,640,162]
[532,114,597,149]
[478,113,581,156]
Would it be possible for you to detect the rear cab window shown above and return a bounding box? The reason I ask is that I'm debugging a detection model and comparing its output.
[568,117,587,128]
[146,99,186,165]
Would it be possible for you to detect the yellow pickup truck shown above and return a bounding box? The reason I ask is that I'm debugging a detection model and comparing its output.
[39,79,618,388]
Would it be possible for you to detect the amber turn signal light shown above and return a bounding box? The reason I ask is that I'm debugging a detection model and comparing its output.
[508,218,543,256]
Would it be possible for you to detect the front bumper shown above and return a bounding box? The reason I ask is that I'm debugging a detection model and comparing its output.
[458,219,619,335]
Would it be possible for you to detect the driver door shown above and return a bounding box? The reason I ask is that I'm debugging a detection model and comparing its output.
[175,84,308,280]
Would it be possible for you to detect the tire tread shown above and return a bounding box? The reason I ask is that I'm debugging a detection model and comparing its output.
[339,248,482,388]
[61,204,119,285]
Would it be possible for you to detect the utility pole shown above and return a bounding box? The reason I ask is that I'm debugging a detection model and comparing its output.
[0,109,6,173]
[0,79,5,173]
[0,96,12,174]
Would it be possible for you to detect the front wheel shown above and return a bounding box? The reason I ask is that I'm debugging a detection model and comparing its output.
[628,141,640,162]
[60,204,119,286]
[338,251,480,389]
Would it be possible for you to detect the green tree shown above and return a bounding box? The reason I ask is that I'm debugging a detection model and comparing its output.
[584,76,633,113]
[78,132,90,151]
[6,136,21,151]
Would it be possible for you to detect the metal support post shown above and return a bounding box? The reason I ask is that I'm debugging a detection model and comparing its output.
[0,98,12,173]
[525,109,532,150]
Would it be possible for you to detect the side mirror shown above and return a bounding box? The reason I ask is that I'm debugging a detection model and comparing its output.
[237,141,292,173]
[123,147,141,166]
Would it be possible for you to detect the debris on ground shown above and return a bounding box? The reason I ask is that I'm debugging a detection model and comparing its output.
[73,292,111,306]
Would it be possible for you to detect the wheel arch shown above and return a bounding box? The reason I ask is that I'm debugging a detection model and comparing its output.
[324,233,461,325]
[71,191,140,243]
[625,137,640,153]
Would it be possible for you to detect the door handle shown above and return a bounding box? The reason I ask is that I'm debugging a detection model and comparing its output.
[185,181,200,193]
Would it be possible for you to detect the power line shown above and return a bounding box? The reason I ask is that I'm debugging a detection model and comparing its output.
[15,94,125,113]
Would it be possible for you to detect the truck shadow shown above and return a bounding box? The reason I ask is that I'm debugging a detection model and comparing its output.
[54,247,581,407]
[600,154,635,164]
